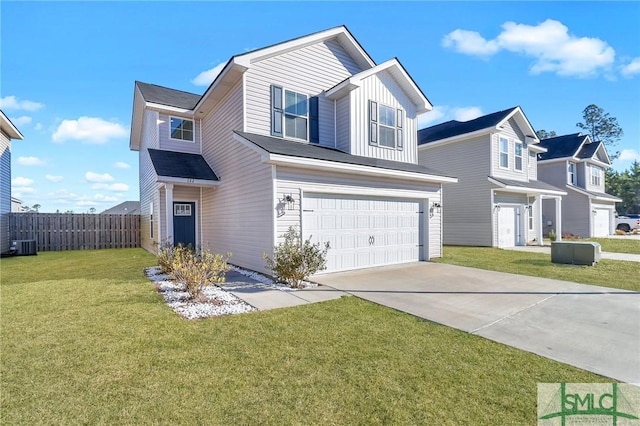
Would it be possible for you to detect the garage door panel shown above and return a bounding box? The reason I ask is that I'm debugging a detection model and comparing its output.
[303,193,423,273]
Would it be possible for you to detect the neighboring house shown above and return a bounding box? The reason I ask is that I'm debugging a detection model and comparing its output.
[130,26,457,274]
[101,201,140,215]
[11,197,23,212]
[537,133,621,237]
[417,107,566,248]
[1,110,24,254]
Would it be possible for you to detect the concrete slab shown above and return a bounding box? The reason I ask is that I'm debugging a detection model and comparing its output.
[313,262,640,383]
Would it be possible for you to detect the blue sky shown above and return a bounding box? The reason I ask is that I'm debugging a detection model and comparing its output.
[3,1,639,213]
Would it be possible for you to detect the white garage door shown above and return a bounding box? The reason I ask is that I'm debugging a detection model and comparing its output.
[302,194,422,273]
[497,206,519,248]
[593,209,610,237]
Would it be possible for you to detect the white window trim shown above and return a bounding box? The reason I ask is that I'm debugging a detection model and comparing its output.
[568,162,576,185]
[369,100,404,151]
[591,165,602,186]
[515,141,523,171]
[499,137,510,169]
[169,116,195,143]
[283,88,309,142]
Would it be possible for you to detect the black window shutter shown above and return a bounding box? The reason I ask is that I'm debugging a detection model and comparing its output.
[309,96,319,144]
[369,100,377,145]
[271,85,283,137]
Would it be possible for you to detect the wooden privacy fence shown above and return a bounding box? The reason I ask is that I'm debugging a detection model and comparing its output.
[9,213,140,251]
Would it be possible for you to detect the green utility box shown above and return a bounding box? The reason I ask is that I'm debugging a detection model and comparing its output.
[551,241,601,266]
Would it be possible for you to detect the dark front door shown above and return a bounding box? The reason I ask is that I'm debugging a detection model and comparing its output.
[173,202,196,248]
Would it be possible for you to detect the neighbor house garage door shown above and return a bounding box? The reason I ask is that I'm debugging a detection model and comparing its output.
[302,193,423,273]
[593,208,610,237]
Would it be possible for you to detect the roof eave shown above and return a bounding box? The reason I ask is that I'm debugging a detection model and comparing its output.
[488,177,567,196]
[129,85,145,151]
[156,176,220,187]
[0,110,24,140]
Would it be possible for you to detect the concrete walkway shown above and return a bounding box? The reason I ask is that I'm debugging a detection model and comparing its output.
[221,270,346,311]
[312,262,640,384]
[505,245,640,262]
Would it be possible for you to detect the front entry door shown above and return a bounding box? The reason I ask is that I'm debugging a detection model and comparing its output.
[173,202,196,248]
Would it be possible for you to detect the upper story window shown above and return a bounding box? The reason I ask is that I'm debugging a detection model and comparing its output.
[568,162,576,185]
[499,137,509,168]
[515,142,523,171]
[591,165,602,186]
[369,100,403,150]
[271,85,318,143]
[170,117,194,142]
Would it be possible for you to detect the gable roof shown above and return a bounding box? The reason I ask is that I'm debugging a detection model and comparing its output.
[538,133,611,165]
[148,149,219,182]
[418,106,538,147]
[234,131,457,182]
[0,110,24,140]
[101,201,141,215]
[135,81,200,110]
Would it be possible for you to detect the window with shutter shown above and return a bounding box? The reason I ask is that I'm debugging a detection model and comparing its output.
[369,100,404,150]
[271,85,283,137]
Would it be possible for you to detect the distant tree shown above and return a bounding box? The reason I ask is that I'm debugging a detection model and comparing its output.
[606,161,640,214]
[65,210,74,214]
[576,104,623,159]
[89,207,96,214]
[535,129,557,140]
[32,204,41,212]
[21,205,32,212]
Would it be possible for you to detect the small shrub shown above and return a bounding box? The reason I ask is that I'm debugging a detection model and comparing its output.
[156,241,177,273]
[171,247,231,300]
[264,226,330,288]
[549,230,557,242]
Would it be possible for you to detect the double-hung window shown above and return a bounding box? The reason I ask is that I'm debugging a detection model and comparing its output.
[369,100,403,150]
[170,117,194,142]
[591,165,602,186]
[499,137,509,168]
[515,142,523,171]
[271,85,319,143]
[568,162,576,185]
[284,90,308,140]
[527,199,534,231]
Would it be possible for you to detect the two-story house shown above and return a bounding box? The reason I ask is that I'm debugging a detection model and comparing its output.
[130,26,457,274]
[1,110,24,255]
[537,133,620,237]
[417,107,566,248]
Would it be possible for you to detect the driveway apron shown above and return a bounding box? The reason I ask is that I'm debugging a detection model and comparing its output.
[312,262,640,384]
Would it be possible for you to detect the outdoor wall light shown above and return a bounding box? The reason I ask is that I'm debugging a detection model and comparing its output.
[282,194,295,209]
[430,202,442,217]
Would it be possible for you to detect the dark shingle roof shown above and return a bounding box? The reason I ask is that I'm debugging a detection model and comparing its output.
[234,131,455,179]
[418,107,517,145]
[538,133,587,160]
[148,149,219,181]
[136,81,201,110]
[576,140,601,159]
[567,185,620,201]
[101,201,140,215]
[490,177,566,193]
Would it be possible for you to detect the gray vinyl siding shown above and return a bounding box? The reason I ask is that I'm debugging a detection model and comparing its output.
[418,136,493,246]
[139,110,160,252]
[158,113,200,154]
[491,118,528,182]
[335,96,350,152]
[576,162,586,188]
[201,80,274,274]
[275,166,443,258]
[244,39,361,146]
[0,130,10,253]
[543,188,590,237]
[527,150,537,180]
[538,162,569,188]
[351,70,417,163]
[585,163,605,193]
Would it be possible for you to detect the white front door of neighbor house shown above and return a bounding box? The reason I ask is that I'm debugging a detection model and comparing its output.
[497,206,519,248]
[302,193,422,273]
[593,208,610,237]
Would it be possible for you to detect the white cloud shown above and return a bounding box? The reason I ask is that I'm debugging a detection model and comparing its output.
[45,174,64,183]
[191,62,226,86]
[618,149,640,161]
[621,57,640,78]
[443,19,615,77]
[0,95,44,111]
[451,106,483,121]
[92,183,129,192]
[52,117,128,144]
[114,161,131,169]
[85,172,115,183]
[17,156,45,166]
[12,187,36,197]
[93,193,119,202]
[417,106,446,128]
[10,116,33,127]
[12,176,34,187]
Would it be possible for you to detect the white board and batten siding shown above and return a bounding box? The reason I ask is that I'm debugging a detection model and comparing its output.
[139,109,161,252]
[0,130,11,253]
[275,166,442,272]
[244,39,362,148]
[200,80,274,274]
[418,135,493,246]
[350,70,418,163]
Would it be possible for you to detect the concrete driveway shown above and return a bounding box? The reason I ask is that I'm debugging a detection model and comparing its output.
[313,262,640,384]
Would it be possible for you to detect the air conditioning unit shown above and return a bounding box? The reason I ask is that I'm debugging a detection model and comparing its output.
[12,240,37,256]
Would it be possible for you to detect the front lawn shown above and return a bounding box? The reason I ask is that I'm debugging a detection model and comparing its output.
[585,237,640,254]
[2,249,607,424]
[434,246,640,292]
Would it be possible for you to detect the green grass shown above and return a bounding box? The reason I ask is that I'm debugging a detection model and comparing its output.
[434,246,640,292]
[2,249,608,424]
[584,237,640,254]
